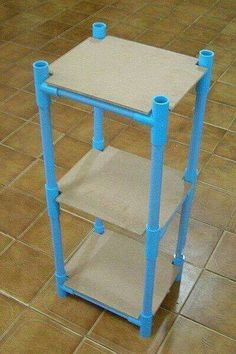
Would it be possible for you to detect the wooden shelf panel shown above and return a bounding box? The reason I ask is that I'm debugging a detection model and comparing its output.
[47,36,205,113]
[65,229,178,318]
[58,146,190,237]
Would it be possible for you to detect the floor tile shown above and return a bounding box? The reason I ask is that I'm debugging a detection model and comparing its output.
[195,14,228,31]
[204,100,236,129]
[4,122,62,158]
[180,23,217,44]
[167,38,206,57]
[206,231,236,281]
[220,63,236,85]
[0,233,13,253]
[109,23,145,41]
[0,85,17,103]
[161,262,201,313]
[53,9,89,25]
[21,210,91,257]
[158,316,236,354]
[164,141,210,172]
[89,308,176,353]
[181,270,236,339]
[71,1,104,15]
[137,4,172,18]
[0,65,32,90]
[191,182,236,229]
[222,20,236,35]
[12,159,65,201]
[171,3,207,24]
[169,115,226,152]
[0,5,18,22]
[0,309,82,354]
[122,13,157,29]
[150,16,187,34]
[161,215,222,267]
[0,241,53,303]
[75,338,116,353]
[12,31,52,49]
[54,136,90,170]
[209,82,236,107]
[209,5,235,21]
[94,7,128,23]
[41,37,77,55]
[0,188,44,238]
[211,33,236,52]
[136,29,174,47]
[0,42,32,63]
[0,112,24,140]
[112,0,146,13]
[227,209,236,234]
[35,20,72,37]
[0,294,25,337]
[62,24,91,42]
[199,155,236,193]
[28,2,64,18]
[230,118,236,132]
[18,49,60,70]
[172,93,195,117]
[68,114,126,145]
[0,91,37,120]
[215,131,236,161]
[0,145,34,185]
[32,279,102,335]
[111,125,150,158]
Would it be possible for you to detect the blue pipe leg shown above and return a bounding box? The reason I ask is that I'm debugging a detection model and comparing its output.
[92,106,105,235]
[173,50,214,280]
[140,96,169,337]
[33,60,67,297]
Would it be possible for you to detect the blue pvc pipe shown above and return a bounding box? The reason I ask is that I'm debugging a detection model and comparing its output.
[174,49,214,278]
[92,22,107,39]
[33,60,67,297]
[184,49,214,183]
[140,96,169,337]
[41,83,153,126]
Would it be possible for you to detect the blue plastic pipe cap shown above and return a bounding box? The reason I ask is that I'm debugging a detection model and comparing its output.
[92,22,107,39]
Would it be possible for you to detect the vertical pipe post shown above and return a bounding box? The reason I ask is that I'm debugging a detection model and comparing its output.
[173,50,214,280]
[33,60,67,297]
[140,96,169,337]
[92,22,107,235]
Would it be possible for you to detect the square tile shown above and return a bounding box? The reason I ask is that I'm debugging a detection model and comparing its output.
[53,10,89,25]
[150,16,187,34]
[0,241,53,303]
[68,114,126,145]
[54,136,90,170]
[207,231,236,280]
[28,2,63,18]
[21,210,91,257]
[161,262,201,313]
[41,38,77,56]
[161,215,222,267]
[0,65,32,90]
[0,112,24,140]
[0,91,38,119]
[0,294,25,337]
[0,188,44,238]
[75,338,116,354]
[227,209,236,234]
[180,23,217,44]
[32,279,102,335]
[167,38,205,57]
[182,270,236,339]
[0,43,32,63]
[0,309,82,354]
[230,118,236,132]
[0,233,13,253]
[199,155,236,193]
[209,82,236,107]
[4,122,62,158]
[158,316,236,354]
[12,31,52,49]
[109,22,144,41]
[195,15,228,31]
[220,63,236,85]
[72,1,104,15]
[89,309,176,353]
[0,85,17,103]
[12,159,65,201]
[35,20,71,37]
[173,93,195,117]
[191,182,236,229]
[204,100,236,129]
[136,30,175,48]
[215,131,236,161]
[0,145,34,185]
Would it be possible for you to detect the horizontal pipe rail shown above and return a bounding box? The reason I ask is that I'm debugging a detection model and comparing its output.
[41,83,154,126]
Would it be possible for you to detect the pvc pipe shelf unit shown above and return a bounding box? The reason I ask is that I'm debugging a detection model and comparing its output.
[33,22,214,337]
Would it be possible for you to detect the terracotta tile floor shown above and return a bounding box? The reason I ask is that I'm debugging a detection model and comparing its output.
[0,0,235,353]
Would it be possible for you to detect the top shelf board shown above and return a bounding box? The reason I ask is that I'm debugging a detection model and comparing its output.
[47,36,205,114]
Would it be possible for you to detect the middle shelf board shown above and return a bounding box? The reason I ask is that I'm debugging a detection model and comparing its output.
[58,146,190,237]
[65,229,178,319]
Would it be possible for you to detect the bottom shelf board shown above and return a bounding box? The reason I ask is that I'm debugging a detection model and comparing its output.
[65,229,178,319]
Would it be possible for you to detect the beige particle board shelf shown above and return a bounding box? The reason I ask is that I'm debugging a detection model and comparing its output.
[57,146,190,237]
[65,229,178,318]
[47,36,205,114]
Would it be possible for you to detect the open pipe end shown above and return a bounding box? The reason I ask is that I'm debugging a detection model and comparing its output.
[199,49,214,58]
[33,60,48,69]
[153,95,169,106]
[92,22,107,39]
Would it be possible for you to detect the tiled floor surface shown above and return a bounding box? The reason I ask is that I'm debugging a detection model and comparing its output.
[0,0,235,353]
